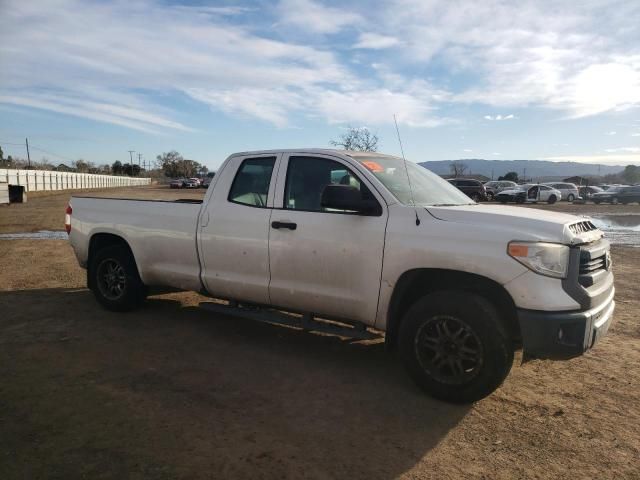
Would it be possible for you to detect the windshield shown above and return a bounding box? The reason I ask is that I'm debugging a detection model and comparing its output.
[356,156,474,206]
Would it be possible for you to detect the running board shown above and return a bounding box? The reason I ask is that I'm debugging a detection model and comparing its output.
[199,302,381,341]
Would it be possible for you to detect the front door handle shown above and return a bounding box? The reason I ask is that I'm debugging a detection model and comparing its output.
[271,221,297,230]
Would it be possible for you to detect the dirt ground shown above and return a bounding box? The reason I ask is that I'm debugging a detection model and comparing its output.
[1,187,639,479]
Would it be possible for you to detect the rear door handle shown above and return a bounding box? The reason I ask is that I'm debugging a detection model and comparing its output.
[271,221,297,230]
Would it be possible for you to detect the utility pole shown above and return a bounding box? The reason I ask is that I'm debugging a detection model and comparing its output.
[523,167,527,182]
[128,150,135,166]
[26,137,31,169]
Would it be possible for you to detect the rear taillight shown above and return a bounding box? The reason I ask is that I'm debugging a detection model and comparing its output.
[65,204,72,234]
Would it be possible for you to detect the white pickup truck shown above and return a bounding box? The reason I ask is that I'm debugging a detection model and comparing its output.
[67,149,615,403]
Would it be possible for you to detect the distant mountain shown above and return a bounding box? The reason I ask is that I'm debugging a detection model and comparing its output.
[419,159,624,180]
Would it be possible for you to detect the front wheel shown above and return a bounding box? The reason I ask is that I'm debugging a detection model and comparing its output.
[567,194,575,202]
[471,192,481,202]
[398,291,513,403]
[547,195,557,204]
[487,192,495,201]
[90,245,147,311]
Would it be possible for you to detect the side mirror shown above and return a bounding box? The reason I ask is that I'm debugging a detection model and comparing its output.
[320,185,380,215]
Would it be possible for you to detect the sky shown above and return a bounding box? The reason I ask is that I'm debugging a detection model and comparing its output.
[1,0,639,171]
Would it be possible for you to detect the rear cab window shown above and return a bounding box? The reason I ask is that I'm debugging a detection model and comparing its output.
[228,157,276,207]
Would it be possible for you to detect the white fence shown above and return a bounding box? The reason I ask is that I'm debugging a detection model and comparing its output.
[0,169,150,192]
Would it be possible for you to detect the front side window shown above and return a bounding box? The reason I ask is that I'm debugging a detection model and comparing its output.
[284,156,377,212]
[228,157,276,207]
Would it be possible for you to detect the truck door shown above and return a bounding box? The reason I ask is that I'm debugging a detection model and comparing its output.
[268,154,388,325]
[198,153,281,305]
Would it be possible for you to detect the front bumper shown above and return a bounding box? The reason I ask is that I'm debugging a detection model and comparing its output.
[517,288,615,359]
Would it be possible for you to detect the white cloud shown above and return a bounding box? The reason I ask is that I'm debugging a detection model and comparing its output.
[354,33,401,49]
[484,114,516,121]
[544,154,640,165]
[463,149,473,152]
[0,0,450,131]
[632,132,640,137]
[605,131,617,135]
[385,0,640,118]
[604,147,640,153]
[277,0,362,34]
[492,152,502,156]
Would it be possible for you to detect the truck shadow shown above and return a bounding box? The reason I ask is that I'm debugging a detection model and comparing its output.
[0,288,472,479]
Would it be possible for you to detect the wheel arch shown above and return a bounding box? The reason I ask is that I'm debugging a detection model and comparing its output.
[385,268,520,350]
[87,233,140,290]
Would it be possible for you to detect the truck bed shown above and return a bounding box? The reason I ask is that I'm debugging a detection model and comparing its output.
[69,196,204,292]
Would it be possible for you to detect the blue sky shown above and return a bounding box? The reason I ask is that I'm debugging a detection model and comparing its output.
[1,0,639,170]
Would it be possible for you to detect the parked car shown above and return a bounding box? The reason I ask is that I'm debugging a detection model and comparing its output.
[483,181,518,201]
[592,185,640,204]
[169,179,185,189]
[202,177,212,189]
[496,184,562,204]
[542,183,579,202]
[66,149,614,403]
[447,178,487,202]
[183,179,199,189]
[578,186,603,201]
[189,177,202,187]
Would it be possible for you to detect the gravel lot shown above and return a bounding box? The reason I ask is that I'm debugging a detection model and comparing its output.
[1,186,638,479]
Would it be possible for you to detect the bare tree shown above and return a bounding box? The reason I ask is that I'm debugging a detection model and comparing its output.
[449,161,468,178]
[330,126,379,152]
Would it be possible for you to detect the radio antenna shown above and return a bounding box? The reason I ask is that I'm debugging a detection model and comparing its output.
[394,114,420,226]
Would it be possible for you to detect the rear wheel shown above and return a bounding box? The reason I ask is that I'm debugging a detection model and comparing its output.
[90,245,146,311]
[471,192,481,202]
[612,197,619,205]
[547,195,557,204]
[398,291,513,403]
[515,196,525,204]
[487,192,495,201]
[567,194,575,202]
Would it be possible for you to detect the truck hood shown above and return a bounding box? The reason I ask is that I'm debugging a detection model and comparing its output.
[425,204,603,245]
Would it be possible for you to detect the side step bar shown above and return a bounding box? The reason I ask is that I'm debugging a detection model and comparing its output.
[199,302,381,341]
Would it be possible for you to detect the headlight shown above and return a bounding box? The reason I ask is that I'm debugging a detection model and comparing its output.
[507,242,569,279]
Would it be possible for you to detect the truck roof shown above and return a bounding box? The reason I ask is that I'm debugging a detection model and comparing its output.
[229,148,403,161]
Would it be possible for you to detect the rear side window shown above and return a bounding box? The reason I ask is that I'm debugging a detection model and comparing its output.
[284,156,377,213]
[228,157,276,207]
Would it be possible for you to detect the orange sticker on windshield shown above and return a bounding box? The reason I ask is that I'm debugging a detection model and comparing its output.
[362,161,384,172]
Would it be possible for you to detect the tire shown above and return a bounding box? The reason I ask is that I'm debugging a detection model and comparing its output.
[487,192,495,201]
[612,197,619,205]
[471,193,481,202]
[547,195,557,204]
[90,245,146,311]
[515,196,525,204]
[594,200,601,205]
[567,194,575,202]
[398,291,513,403]
[499,199,507,204]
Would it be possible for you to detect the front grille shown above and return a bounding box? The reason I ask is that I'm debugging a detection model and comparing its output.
[580,255,606,274]
[569,221,597,234]
[578,247,609,287]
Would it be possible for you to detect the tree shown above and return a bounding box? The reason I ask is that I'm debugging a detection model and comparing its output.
[73,159,89,173]
[622,165,640,184]
[112,160,123,175]
[330,126,379,152]
[498,171,519,182]
[449,161,468,177]
[157,151,201,178]
[122,163,141,176]
[0,145,3,162]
